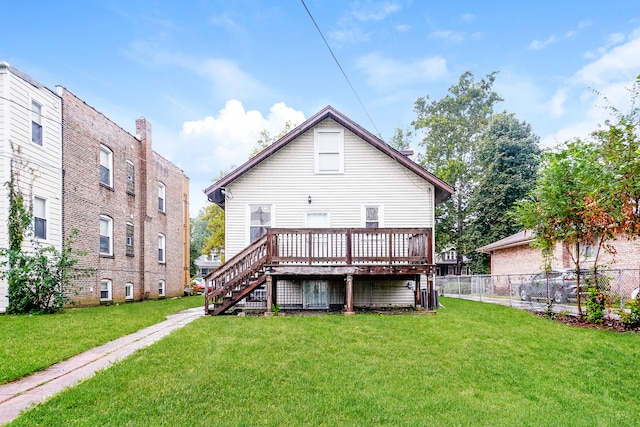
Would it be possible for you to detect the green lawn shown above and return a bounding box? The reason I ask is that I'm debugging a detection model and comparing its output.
[0,295,204,384]
[8,297,640,426]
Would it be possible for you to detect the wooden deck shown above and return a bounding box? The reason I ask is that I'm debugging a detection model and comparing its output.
[205,228,435,315]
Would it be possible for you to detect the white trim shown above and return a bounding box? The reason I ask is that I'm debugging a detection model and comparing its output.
[100,279,112,301]
[125,282,134,300]
[99,215,113,256]
[361,204,384,228]
[314,127,344,174]
[158,233,166,264]
[99,144,113,188]
[305,211,330,228]
[246,204,275,246]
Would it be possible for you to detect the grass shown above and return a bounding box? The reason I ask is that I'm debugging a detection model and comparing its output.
[8,297,640,426]
[0,295,204,384]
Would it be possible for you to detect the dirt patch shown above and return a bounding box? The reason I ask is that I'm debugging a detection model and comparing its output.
[532,311,639,333]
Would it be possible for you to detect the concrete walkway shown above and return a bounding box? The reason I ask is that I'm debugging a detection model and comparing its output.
[0,306,204,426]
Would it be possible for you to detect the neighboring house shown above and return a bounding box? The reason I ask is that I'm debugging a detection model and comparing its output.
[58,86,190,305]
[194,252,221,277]
[203,105,454,315]
[434,247,470,276]
[478,230,640,275]
[0,63,63,313]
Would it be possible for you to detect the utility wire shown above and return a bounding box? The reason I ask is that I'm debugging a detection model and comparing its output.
[300,0,381,138]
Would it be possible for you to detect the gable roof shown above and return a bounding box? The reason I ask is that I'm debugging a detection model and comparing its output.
[477,230,534,254]
[204,105,454,208]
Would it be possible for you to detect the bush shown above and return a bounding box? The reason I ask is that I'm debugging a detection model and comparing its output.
[619,297,640,329]
[584,287,609,324]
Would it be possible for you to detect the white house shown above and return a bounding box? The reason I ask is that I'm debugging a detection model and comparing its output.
[0,63,63,313]
[203,106,454,315]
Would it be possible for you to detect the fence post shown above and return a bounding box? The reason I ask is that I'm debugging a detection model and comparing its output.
[618,269,623,309]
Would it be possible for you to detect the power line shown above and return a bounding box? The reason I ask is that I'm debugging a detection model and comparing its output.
[299,0,381,138]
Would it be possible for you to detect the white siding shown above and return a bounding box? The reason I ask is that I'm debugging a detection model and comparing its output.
[224,118,435,258]
[353,279,415,308]
[0,64,62,313]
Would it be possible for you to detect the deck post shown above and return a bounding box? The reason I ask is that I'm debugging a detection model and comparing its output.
[264,274,273,316]
[345,274,355,315]
[415,274,421,308]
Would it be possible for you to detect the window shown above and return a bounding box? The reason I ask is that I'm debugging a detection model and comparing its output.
[100,279,112,301]
[362,205,384,228]
[33,197,47,239]
[125,283,133,300]
[31,101,43,145]
[365,207,379,228]
[158,183,166,212]
[158,233,166,263]
[314,129,344,173]
[125,222,134,256]
[100,215,113,255]
[158,280,166,297]
[249,205,271,243]
[126,161,135,195]
[100,145,113,187]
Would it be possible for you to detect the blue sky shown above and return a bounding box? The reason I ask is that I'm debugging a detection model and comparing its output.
[2,1,640,216]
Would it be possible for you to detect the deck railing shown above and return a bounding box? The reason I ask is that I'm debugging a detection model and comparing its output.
[267,227,432,266]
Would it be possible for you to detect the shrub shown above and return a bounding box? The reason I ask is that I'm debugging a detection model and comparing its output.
[584,287,609,324]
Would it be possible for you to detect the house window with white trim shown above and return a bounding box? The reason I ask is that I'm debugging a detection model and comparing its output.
[362,205,384,228]
[158,182,166,212]
[158,233,166,263]
[100,215,113,256]
[125,283,133,300]
[33,196,47,239]
[100,279,112,301]
[31,100,43,146]
[314,128,344,173]
[158,279,166,297]
[249,205,271,243]
[99,145,113,187]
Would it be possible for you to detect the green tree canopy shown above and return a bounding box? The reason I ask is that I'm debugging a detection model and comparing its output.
[413,71,503,273]
[466,113,541,273]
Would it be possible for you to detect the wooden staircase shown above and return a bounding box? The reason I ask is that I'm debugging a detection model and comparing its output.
[204,235,269,315]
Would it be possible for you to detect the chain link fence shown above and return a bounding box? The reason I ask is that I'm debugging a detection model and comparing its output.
[435,269,640,312]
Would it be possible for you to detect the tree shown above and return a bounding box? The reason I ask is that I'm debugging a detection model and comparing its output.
[0,149,92,314]
[388,127,412,151]
[466,113,541,273]
[413,71,503,273]
[513,139,614,314]
[249,120,296,158]
[189,211,209,276]
[202,203,225,262]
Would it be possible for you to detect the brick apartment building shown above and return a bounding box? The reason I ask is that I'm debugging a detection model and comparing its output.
[58,87,190,305]
[0,61,189,312]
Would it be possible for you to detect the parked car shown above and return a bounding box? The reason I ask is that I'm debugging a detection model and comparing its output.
[518,269,605,304]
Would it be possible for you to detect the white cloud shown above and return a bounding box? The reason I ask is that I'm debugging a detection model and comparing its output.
[355,52,447,91]
[460,13,475,24]
[351,1,402,22]
[539,28,640,146]
[180,100,306,215]
[547,88,568,118]
[529,35,559,50]
[528,21,592,50]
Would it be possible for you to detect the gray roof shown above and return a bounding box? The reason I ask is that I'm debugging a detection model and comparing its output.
[477,230,534,253]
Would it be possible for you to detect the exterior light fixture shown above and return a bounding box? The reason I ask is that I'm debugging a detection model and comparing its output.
[308,195,312,204]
